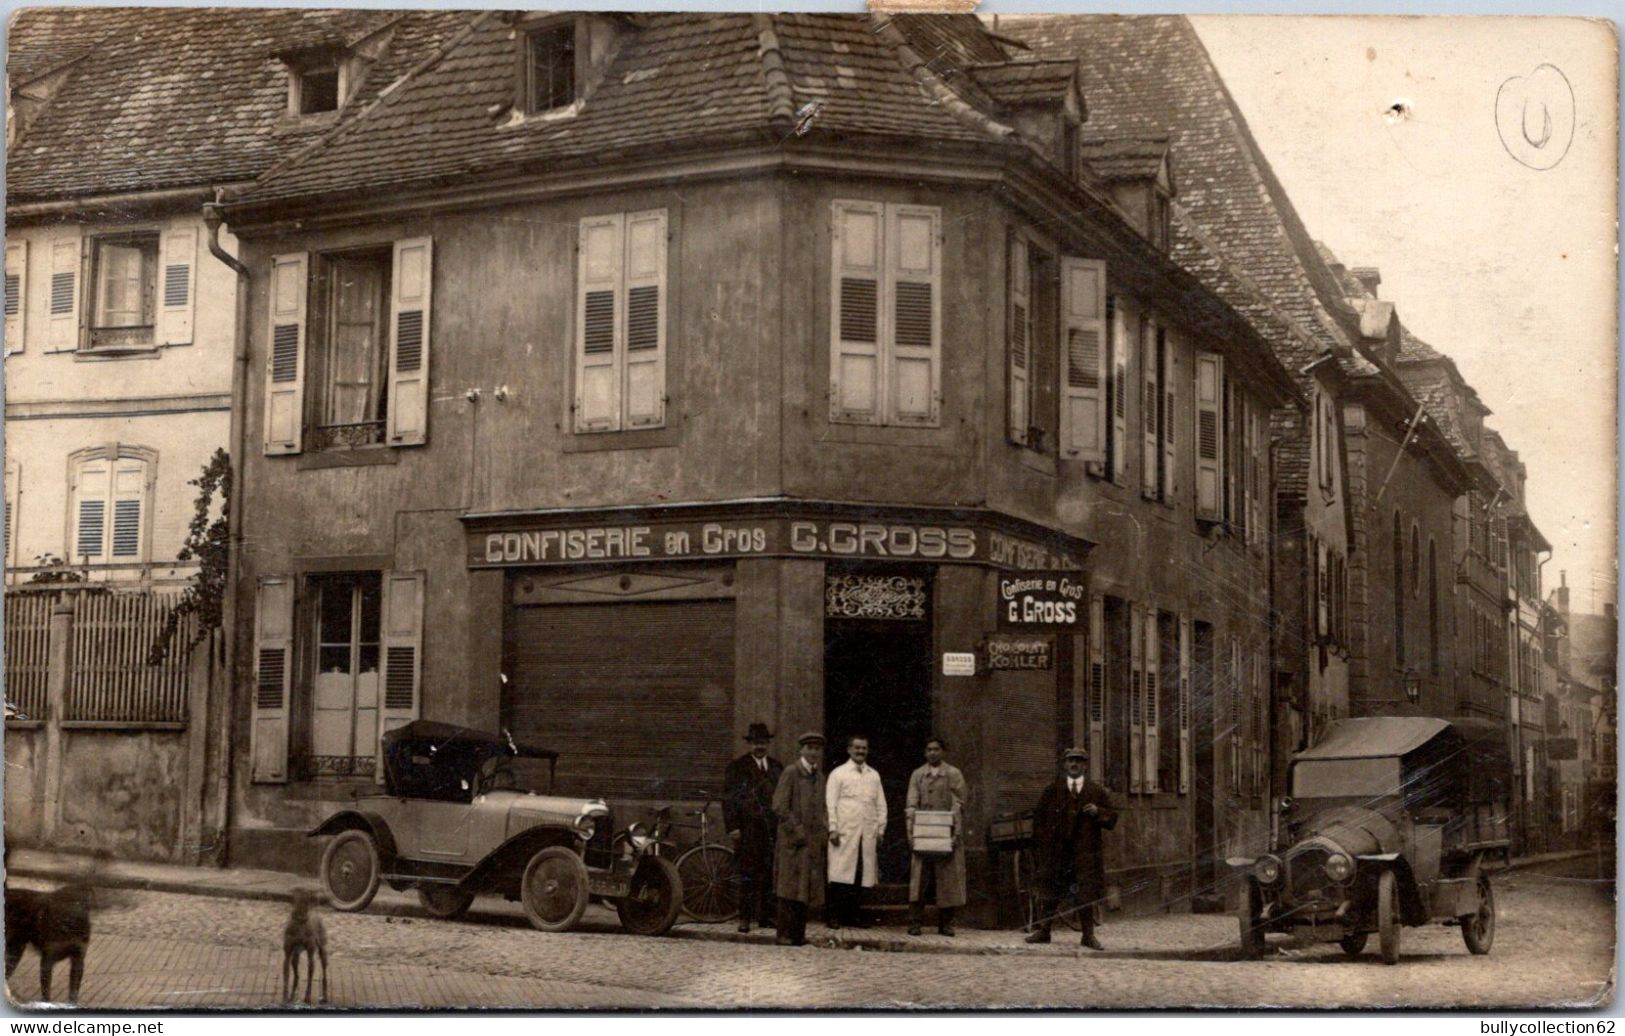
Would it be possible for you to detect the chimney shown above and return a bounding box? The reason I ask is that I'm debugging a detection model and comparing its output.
[1352,267,1382,297]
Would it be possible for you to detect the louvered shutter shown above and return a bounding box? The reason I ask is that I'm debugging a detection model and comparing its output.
[1006,235,1030,443]
[5,240,26,354]
[1144,607,1160,793]
[1253,406,1268,545]
[1194,351,1223,520]
[377,570,424,782]
[1316,538,1330,638]
[623,210,667,429]
[264,253,308,454]
[1129,603,1144,794]
[48,234,81,350]
[1178,615,1192,794]
[1111,299,1130,485]
[155,227,196,346]
[387,237,433,445]
[1059,257,1105,461]
[4,461,17,567]
[1229,636,1242,794]
[1253,652,1266,797]
[109,458,145,559]
[831,201,883,425]
[889,205,939,426]
[1161,328,1176,499]
[1241,396,1255,544]
[1088,593,1105,783]
[1142,319,1159,495]
[251,576,295,783]
[576,215,624,432]
[73,460,108,559]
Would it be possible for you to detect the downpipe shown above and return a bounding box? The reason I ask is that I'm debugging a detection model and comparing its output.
[201,199,250,867]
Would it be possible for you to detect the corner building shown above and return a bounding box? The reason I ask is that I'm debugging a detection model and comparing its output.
[220,13,1297,921]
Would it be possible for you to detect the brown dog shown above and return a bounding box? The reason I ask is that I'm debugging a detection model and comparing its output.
[5,871,95,1004]
[281,889,328,1004]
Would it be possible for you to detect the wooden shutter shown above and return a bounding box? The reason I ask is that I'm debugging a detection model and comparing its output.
[1253,406,1268,545]
[1129,603,1144,793]
[576,214,624,432]
[1229,636,1242,794]
[1161,328,1176,499]
[1058,257,1106,461]
[4,461,17,567]
[109,457,145,559]
[1316,538,1330,638]
[1242,396,1256,544]
[48,234,80,350]
[1253,652,1266,797]
[387,237,433,445]
[264,253,308,454]
[73,459,108,560]
[1141,319,1159,496]
[5,239,26,354]
[831,200,883,425]
[889,205,939,426]
[1088,593,1105,783]
[1144,606,1160,793]
[623,210,667,429]
[1111,299,1130,485]
[1007,235,1030,443]
[251,576,294,783]
[1194,351,1223,520]
[155,226,196,346]
[1178,614,1191,794]
[377,570,424,782]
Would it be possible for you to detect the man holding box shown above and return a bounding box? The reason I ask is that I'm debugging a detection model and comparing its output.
[905,736,968,936]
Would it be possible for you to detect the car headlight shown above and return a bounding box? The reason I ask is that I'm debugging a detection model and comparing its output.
[626,821,653,849]
[573,815,597,841]
[1323,853,1354,882]
[1253,855,1282,885]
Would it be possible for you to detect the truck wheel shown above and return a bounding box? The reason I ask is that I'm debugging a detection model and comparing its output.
[321,829,381,912]
[1339,931,1368,956]
[1236,880,1264,960]
[1377,870,1402,965]
[1461,875,1495,954]
[521,846,590,932]
[417,886,475,920]
[617,856,684,936]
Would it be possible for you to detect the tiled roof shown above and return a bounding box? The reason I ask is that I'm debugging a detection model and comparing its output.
[232,13,1021,208]
[969,59,1079,107]
[1078,135,1167,182]
[6,8,473,203]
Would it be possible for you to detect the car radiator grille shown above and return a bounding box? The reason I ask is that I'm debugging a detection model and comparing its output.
[1286,847,1331,903]
[585,808,615,869]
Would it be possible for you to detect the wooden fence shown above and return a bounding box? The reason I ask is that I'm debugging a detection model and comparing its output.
[3,591,53,721]
[66,591,194,724]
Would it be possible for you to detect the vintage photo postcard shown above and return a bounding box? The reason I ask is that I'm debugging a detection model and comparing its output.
[2,6,1616,1011]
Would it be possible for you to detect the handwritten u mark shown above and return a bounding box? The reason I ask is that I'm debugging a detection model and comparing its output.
[1522,99,1553,149]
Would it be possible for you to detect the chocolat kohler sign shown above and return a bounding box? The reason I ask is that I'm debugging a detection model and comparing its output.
[997,570,1085,629]
[983,635,1054,671]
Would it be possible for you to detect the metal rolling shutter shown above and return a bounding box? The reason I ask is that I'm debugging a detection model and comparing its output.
[506,600,734,800]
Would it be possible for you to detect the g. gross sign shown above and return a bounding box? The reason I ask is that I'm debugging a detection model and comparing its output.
[997,570,1085,629]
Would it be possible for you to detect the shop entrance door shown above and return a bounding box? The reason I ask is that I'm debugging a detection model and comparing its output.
[823,579,934,886]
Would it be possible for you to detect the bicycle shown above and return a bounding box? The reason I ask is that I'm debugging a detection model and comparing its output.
[671,797,741,924]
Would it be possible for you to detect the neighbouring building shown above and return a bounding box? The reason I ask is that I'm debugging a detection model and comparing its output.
[215,11,1300,920]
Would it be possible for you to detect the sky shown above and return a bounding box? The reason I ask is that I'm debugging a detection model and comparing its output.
[1190,16,1619,614]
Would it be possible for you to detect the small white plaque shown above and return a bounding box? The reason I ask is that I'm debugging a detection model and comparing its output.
[941,652,977,676]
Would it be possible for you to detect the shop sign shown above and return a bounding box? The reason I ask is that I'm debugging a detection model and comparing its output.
[941,652,978,677]
[996,570,1086,629]
[984,635,1053,671]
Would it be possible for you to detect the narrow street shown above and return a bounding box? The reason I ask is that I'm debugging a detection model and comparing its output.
[6,856,1612,1010]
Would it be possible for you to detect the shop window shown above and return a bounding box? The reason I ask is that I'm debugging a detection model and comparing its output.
[263,238,433,455]
[574,210,668,433]
[831,201,941,428]
[67,446,153,563]
[526,22,576,113]
[89,233,158,349]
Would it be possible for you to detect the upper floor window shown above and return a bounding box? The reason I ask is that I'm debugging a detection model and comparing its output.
[68,446,154,563]
[298,66,341,115]
[90,233,159,348]
[263,239,433,455]
[1148,191,1171,252]
[832,201,941,428]
[1007,231,1105,460]
[527,22,577,113]
[574,211,667,433]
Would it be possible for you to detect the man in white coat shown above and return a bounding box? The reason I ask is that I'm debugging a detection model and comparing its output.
[825,734,887,928]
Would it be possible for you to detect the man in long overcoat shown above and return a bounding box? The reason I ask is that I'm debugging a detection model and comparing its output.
[723,722,784,933]
[905,736,968,936]
[825,734,887,928]
[771,732,828,946]
[1026,746,1117,949]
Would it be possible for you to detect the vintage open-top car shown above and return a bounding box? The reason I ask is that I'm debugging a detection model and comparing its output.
[1230,716,1510,964]
[309,720,683,936]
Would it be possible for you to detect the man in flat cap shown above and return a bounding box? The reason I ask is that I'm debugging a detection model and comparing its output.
[723,722,783,933]
[1027,746,1117,949]
[771,732,828,946]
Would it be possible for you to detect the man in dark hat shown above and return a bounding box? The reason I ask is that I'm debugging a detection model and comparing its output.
[1026,746,1117,950]
[723,721,784,932]
[771,732,828,946]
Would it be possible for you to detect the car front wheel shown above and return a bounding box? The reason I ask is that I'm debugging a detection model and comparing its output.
[417,885,475,920]
[521,846,590,932]
[1461,875,1495,955]
[321,829,381,912]
[1377,870,1402,965]
[617,856,684,936]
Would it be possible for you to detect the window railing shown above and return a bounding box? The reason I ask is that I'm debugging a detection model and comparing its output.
[86,325,155,350]
[311,420,386,450]
[292,754,377,781]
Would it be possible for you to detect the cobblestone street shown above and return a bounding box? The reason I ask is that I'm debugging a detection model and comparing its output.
[5,856,1612,1010]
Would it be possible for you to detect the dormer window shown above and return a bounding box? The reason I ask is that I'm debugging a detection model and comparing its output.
[526,22,576,113]
[298,66,340,115]
[281,46,351,119]
[1149,191,1171,252]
